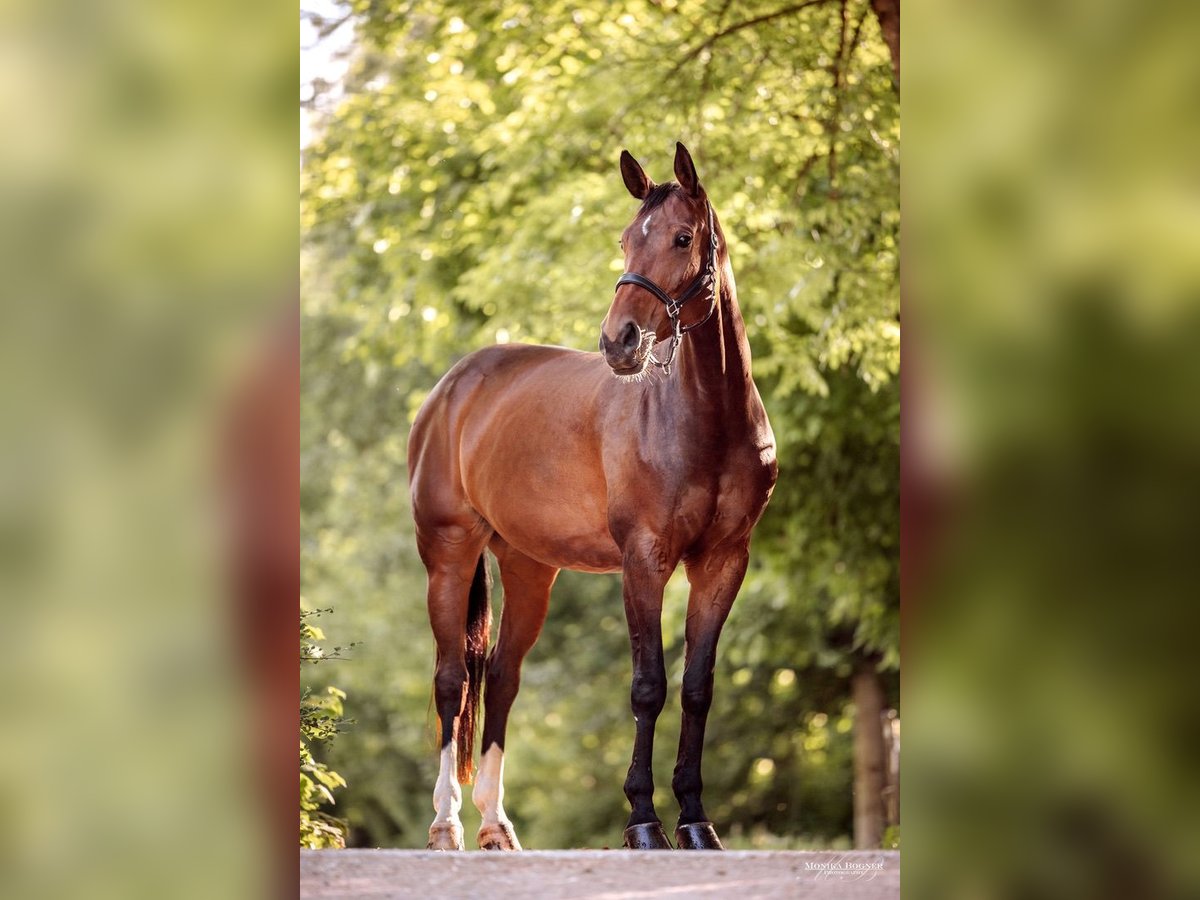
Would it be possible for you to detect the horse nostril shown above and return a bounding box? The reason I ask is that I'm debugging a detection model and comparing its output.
[620,321,640,351]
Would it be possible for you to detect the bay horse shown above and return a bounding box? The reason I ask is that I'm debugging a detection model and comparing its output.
[408,143,777,851]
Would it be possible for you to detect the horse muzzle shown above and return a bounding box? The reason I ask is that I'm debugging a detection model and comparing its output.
[599,320,650,375]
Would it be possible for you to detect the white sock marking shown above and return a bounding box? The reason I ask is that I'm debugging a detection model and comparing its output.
[471,744,510,827]
[431,744,462,826]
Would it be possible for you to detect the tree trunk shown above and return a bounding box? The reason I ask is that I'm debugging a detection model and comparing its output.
[852,657,887,849]
[869,0,900,88]
[882,708,899,830]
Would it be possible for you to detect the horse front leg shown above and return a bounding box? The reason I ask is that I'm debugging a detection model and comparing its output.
[619,537,673,849]
[672,545,749,850]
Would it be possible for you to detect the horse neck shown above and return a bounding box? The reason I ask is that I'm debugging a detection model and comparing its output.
[674,258,756,413]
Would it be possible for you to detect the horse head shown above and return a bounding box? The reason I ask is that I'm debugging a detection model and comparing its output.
[599,142,721,377]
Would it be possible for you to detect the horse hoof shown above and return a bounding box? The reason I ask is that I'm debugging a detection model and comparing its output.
[623,822,673,850]
[675,822,725,850]
[426,822,464,851]
[477,821,522,851]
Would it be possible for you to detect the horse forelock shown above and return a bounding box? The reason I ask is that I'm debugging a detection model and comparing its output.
[637,181,712,228]
[637,182,681,215]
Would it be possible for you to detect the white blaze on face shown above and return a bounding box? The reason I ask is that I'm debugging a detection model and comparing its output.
[471,744,510,827]
[431,744,462,825]
[641,213,653,237]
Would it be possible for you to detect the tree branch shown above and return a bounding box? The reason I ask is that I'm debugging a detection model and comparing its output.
[713,0,736,28]
[826,0,850,195]
[847,3,868,59]
[825,1,869,198]
[301,10,353,51]
[672,0,837,74]
[795,149,827,200]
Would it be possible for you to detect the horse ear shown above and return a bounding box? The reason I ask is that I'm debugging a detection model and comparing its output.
[674,141,702,197]
[620,150,654,200]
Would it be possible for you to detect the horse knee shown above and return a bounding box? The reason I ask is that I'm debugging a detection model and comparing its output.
[630,670,667,718]
[680,670,714,717]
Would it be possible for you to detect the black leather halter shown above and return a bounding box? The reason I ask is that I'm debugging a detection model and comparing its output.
[614,200,719,374]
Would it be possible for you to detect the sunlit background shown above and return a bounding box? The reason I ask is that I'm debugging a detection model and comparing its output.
[300,0,900,853]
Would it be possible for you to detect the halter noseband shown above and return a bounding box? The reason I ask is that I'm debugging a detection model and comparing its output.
[613,200,719,375]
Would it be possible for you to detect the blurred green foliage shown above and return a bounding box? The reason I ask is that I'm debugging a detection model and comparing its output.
[301,0,898,849]
[1,0,291,896]
[301,608,351,848]
[905,0,1200,896]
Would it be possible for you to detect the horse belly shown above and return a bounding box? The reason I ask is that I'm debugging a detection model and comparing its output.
[494,514,622,574]
[474,478,622,573]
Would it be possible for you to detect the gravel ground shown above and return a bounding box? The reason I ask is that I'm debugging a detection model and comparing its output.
[301,849,899,899]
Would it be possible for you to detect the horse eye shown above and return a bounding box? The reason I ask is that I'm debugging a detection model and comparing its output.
[675,233,692,248]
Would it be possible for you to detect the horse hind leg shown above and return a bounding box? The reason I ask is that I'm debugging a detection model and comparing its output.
[473,541,557,850]
[422,527,493,851]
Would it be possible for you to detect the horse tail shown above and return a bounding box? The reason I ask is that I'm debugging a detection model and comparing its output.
[457,552,491,784]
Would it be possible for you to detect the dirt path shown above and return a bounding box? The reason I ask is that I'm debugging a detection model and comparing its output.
[301,849,899,899]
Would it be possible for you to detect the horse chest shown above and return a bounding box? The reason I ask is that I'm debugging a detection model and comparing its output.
[627,440,771,554]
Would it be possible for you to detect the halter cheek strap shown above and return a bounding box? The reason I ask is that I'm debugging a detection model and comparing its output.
[614,201,719,375]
